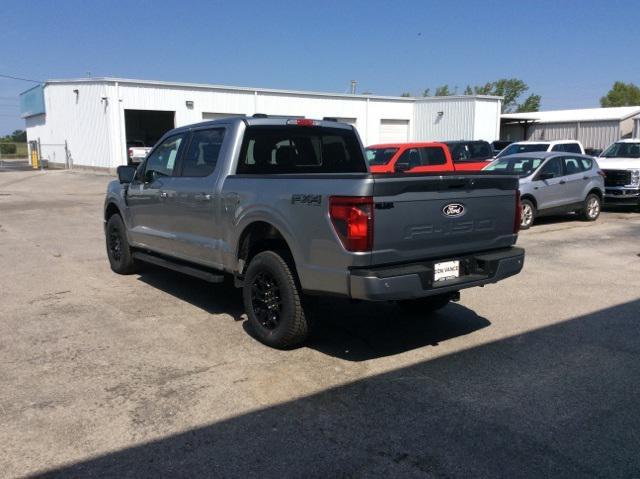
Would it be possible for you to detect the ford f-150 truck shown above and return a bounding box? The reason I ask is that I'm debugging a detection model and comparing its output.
[104,117,525,348]
[596,139,640,207]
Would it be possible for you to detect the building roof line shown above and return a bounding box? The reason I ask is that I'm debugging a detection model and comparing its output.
[32,77,502,102]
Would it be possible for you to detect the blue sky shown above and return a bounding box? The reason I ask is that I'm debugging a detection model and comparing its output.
[1,0,639,135]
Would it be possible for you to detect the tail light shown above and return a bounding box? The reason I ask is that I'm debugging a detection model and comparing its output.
[128,148,133,158]
[287,119,318,126]
[513,190,521,234]
[329,196,374,252]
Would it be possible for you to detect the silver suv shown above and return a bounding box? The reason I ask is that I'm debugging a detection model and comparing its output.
[484,152,605,229]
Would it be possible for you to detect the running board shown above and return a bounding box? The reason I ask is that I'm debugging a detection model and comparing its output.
[133,252,225,283]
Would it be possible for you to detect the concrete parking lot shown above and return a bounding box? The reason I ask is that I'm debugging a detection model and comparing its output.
[1,166,639,478]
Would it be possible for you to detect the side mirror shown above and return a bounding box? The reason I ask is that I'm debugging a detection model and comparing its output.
[395,162,411,173]
[117,165,137,184]
[537,172,554,181]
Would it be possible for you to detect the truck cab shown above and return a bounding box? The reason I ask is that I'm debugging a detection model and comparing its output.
[366,142,454,173]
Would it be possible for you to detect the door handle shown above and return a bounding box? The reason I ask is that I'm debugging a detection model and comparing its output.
[583,176,589,180]
[195,193,212,201]
[559,180,566,185]
[159,191,168,199]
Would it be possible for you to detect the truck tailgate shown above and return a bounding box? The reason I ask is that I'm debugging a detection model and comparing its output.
[371,175,519,265]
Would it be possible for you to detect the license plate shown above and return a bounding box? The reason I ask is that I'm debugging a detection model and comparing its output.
[434,260,460,282]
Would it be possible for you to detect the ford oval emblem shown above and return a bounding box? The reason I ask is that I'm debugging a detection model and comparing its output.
[442,203,465,217]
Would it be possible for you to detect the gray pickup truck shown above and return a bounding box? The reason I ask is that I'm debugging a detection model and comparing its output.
[104,117,524,348]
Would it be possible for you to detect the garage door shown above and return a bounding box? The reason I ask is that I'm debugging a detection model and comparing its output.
[202,112,243,120]
[379,119,409,143]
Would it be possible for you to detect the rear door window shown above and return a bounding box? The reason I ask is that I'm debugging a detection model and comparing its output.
[237,126,366,174]
[562,157,583,175]
[580,157,593,170]
[178,128,225,177]
[419,147,447,165]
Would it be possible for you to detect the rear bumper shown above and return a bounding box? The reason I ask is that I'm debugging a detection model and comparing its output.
[349,247,525,301]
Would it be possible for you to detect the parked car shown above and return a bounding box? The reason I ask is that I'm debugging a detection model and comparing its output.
[366,142,454,173]
[596,139,640,207]
[105,116,525,348]
[495,140,585,159]
[584,148,602,157]
[492,140,512,156]
[483,152,605,229]
[127,140,152,165]
[443,140,495,171]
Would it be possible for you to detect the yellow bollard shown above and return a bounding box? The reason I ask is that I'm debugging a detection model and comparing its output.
[31,148,39,169]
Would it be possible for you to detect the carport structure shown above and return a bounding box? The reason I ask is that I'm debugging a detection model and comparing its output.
[501,106,640,150]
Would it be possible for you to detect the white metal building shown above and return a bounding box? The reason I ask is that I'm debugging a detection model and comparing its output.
[501,106,640,150]
[21,78,502,170]
[633,114,640,138]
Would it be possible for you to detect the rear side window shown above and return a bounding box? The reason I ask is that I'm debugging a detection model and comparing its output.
[237,126,366,174]
[419,147,446,165]
[563,143,582,154]
[580,158,593,170]
[179,128,225,177]
[365,147,398,166]
[468,142,493,160]
[562,157,583,174]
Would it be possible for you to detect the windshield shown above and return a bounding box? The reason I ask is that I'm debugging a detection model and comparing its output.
[366,147,399,166]
[600,142,640,158]
[496,143,548,158]
[483,156,545,177]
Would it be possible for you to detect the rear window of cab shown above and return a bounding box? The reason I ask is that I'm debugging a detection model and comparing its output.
[237,126,367,174]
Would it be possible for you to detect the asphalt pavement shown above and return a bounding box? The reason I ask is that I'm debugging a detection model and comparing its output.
[1,169,639,478]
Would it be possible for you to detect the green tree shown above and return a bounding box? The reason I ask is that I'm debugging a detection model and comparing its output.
[434,85,451,96]
[400,92,411,97]
[517,94,541,112]
[11,130,26,142]
[474,82,494,95]
[492,79,529,112]
[422,88,431,97]
[600,81,640,107]
[464,85,473,95]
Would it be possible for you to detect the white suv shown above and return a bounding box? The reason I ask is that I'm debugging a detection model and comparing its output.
[596,139,640,207]
[495,140,585,158]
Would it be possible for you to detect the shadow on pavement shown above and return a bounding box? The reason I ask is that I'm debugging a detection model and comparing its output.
[35,299,640,478]
[137,265,489,360]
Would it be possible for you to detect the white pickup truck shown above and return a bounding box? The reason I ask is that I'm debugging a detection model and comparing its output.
[127,140,152,165]
[597,139,640,207]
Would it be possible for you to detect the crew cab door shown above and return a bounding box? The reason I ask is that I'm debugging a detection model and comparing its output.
[127,133,186,253]
[396,146,452,173]
[530,157,566,210]
[160,127,227,267]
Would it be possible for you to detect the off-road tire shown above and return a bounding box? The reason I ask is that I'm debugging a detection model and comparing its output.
[105,214,139,274]
[243,250,309,349]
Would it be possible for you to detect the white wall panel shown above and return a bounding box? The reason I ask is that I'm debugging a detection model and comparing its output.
[25,80,501,168]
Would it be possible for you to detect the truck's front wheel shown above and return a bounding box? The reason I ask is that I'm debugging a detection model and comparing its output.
[243,250,310,349]
[106,214,139,275]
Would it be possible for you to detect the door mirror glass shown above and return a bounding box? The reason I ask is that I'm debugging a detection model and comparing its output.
[117,165,137,184]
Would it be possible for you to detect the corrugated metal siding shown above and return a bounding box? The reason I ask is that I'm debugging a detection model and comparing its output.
[473,99,501,141]
[31,83,115,168]
[634,118,640,138]
[413,98,475,141]
[578,121,620,149]
[528,121,620,149]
